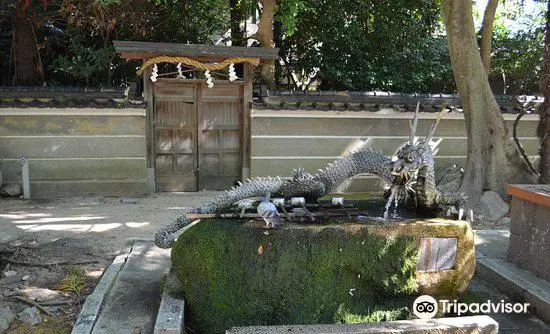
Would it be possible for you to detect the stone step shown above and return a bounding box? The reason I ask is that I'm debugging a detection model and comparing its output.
[476,256,550,324]
[226,315,499,334]
[153,268,186,334]
[72,241,171,334]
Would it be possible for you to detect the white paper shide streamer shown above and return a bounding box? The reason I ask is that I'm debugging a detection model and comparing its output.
[150,63,158,82]
[149,61,240,85]
[228,63,238,81]
[176,63,185,79]
[205,70,214,88]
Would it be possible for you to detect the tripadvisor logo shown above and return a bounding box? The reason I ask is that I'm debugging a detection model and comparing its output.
[413,295,530,319]
[413,295,438,319]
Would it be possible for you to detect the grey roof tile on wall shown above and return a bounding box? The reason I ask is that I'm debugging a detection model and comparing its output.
[0,86,146,109]
[0,97,146,109]
[252,90,542,114]
[0,87,542,113]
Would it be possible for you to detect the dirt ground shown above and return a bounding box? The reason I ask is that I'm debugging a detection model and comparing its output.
[0,191,220,333]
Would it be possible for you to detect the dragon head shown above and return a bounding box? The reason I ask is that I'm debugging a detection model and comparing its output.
[386,103,444,179]
[388,139,433,177]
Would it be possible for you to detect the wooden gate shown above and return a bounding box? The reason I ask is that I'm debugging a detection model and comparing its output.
[152,80,243,191]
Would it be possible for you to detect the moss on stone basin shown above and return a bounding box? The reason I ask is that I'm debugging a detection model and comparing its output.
[171,219,474,333]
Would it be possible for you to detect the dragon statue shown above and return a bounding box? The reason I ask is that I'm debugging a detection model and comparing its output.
[155,104,467,248]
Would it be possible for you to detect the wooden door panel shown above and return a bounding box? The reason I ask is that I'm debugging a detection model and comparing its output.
[153,81,198,192]
[152,81,243,192]
[198,97,242,190]
[222,153,241,175]
[175,154,195,173]
[201,153,220,174]
[201,102,241,124]
[155,154,173,175]
[154,81,195,101]
[155,129,173,152]
[202,84,241,101]
[222,129,239,149]
[155,101,195,126]
[155,176,197,192]
[200,129,219,151]
[175,130,194,152]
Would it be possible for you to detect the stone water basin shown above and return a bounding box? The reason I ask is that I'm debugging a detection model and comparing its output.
[171,211,475,333]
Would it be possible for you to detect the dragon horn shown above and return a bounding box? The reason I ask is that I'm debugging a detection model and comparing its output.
[425,107,446,143]
[409,102,420,144]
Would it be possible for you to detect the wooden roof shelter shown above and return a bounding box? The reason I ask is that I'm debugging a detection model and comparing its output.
[114,40,279,62]
[114,41,279,193]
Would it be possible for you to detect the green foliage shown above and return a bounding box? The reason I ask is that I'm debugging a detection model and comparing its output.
[275,0,310,36]
[52,42,113,86]
[0,7,12,84]
[172,219,419,333]
[490,26,544,94]
[0,0,544,93]
[152,0,229,44]
[334,304,412,323]
[277,0,453,92]
[0,0,230,86]
[486,2,546,95]
[57,267,87,297]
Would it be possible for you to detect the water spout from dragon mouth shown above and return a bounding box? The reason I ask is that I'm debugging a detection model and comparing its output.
[383,186,401,220]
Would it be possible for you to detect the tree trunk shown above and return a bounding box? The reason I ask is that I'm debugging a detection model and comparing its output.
[11,1,42,86]
[257,0,277,90]
[479,0,498,74]
[230,0,246,47]
[229,0,246,78]
[273,18,283,87]
[441,0,536,204]
[539,1,550,184]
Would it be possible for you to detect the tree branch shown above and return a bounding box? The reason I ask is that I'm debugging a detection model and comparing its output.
[4,259,99,268]
[480,0,499,74]
[10,296,55,317]
[513,109,539,176]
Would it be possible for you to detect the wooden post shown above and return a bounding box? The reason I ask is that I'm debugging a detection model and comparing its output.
[242,63,252,180]
[21,157,30,199]
[143,66,156,194]
[196,82,203,190]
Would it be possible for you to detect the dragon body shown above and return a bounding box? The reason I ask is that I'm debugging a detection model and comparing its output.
[155,105,466,249]
[155,150,394,248]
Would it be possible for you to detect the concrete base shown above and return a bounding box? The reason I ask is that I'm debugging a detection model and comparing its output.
[226,315,498,334]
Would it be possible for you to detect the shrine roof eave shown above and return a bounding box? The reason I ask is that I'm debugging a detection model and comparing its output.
[113,40,279,61]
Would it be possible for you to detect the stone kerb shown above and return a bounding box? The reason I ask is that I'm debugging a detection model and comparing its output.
[226,315,498,334]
